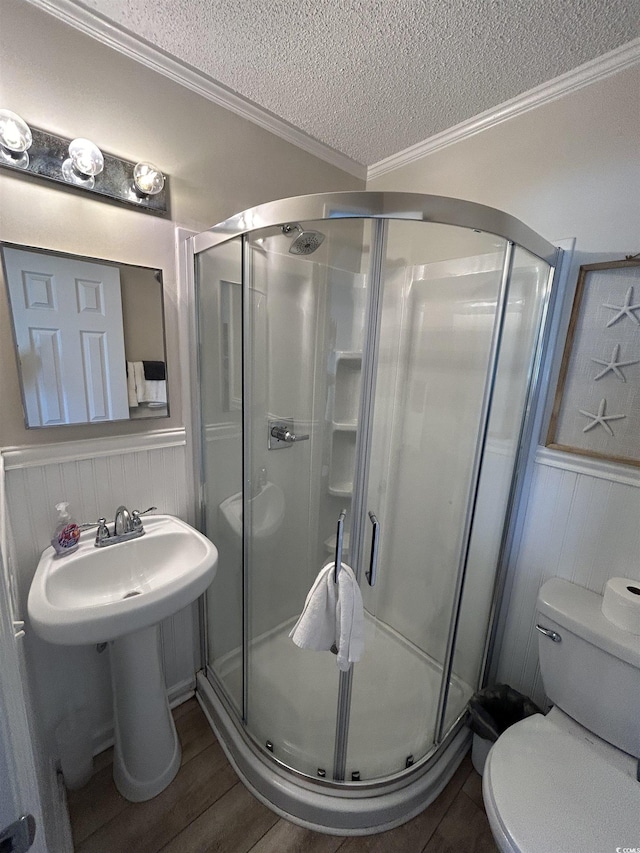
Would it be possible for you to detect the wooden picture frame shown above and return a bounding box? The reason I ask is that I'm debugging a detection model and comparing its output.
[546,257,640,467]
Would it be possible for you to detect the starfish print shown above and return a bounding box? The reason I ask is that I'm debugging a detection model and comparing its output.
[579,398,626,436]
[603,286,640,327]
[591,344,640,382]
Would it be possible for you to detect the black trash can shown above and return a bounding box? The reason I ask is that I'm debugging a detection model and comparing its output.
[467,684,542,775]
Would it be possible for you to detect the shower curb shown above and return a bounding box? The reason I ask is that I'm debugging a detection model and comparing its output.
[196,671,471,835]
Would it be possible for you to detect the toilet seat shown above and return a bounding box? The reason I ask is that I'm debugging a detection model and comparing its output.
[483,708,640,853]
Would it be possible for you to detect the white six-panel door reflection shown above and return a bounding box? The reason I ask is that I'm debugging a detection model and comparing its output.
[4,248,128,426]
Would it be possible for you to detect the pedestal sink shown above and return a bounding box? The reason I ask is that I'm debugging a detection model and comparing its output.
[28,514,218,801]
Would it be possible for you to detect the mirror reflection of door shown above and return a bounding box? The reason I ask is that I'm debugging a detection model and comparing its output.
[4,248,129,426]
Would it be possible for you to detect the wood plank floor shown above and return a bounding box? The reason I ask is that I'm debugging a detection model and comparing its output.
[67,699,498,853]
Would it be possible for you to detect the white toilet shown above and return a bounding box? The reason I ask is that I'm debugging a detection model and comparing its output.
[483,577,640,853]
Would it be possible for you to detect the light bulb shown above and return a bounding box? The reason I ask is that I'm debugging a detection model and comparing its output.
[0,109,32,169]
[61,138,104,188]
[133,162,164,196]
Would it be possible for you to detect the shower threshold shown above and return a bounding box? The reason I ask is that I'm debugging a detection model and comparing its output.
[197,613,472,834]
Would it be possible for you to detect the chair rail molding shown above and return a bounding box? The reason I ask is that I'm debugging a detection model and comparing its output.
[535,446,640,489]
[1,427,186,470]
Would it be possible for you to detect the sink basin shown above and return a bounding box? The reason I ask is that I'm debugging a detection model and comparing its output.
[219,481,285,540]
[29,514,218,646]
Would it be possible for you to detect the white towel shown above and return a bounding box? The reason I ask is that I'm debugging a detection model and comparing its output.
[132,361,167,405]
[289,562,364,670]
[126,362,138,408]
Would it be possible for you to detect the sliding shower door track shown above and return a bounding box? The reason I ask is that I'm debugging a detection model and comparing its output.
[196,669,470,834]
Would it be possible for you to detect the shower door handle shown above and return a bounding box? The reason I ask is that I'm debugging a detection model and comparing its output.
[366,512,380,587]
[334,509,347,583]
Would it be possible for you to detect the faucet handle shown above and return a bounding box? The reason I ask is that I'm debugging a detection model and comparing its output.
[131,506,157,530]
[95,518,110,544]
[132,506,157,517]
[80,517,110,537]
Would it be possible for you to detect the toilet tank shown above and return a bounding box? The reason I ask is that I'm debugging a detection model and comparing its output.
[536,578,640,758]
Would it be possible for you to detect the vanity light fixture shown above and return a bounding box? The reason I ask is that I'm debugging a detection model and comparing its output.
[0,109,32,170]
[0,109,168,216]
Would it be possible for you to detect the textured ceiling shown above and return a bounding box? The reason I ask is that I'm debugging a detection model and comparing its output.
[74,0,638,165]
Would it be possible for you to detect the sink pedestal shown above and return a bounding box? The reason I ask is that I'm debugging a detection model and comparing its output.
[110,624,181,801]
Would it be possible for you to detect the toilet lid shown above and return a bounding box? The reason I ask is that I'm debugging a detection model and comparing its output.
[483,712,640,853]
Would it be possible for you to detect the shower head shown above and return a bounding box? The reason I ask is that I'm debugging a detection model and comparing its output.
[282,223,325,255]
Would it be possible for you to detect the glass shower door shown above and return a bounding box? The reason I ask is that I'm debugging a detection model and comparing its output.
[197,236,244,713]
[345,220,511,780]
[242,219,373,777]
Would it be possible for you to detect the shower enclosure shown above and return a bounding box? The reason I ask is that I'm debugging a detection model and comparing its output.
[192,193,557,832]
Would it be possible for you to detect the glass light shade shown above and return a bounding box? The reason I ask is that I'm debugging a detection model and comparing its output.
[68,138,104,177]
[0,109,32,169]
[0,109,32,152]
[133,162,165,196]
[61,138,104,189]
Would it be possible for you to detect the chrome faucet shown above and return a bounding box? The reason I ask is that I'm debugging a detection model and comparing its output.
[87,506,157,547]
[114,505,133,536]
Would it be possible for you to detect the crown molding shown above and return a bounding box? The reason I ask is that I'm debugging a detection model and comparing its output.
[23,0,367,181]
[367,38,640,181]
[20,2,639,185]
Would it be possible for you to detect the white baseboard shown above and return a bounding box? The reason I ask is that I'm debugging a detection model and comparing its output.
[48,760,74,853]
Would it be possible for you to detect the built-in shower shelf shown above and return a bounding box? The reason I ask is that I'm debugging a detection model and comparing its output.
[328,482,353,497]
[334,352,362,426]
[327,352,362,499]
[329,429,357,497]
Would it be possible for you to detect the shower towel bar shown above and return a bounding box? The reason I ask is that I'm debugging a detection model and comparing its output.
[334,509,347,582]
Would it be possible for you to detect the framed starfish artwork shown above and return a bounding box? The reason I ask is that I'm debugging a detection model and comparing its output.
[546,257,640,467]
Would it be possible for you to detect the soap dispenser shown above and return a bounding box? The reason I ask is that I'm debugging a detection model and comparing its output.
[51,502,80,555]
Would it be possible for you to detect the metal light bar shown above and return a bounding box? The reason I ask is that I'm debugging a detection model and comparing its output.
[0,124,169,216]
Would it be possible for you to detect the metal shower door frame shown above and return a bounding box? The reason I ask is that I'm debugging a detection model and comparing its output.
[433,241,515,743]
[332,219,387,781]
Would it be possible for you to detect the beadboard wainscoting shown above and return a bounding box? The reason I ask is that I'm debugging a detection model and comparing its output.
[496,447,640,708]
[1,428,199,761]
